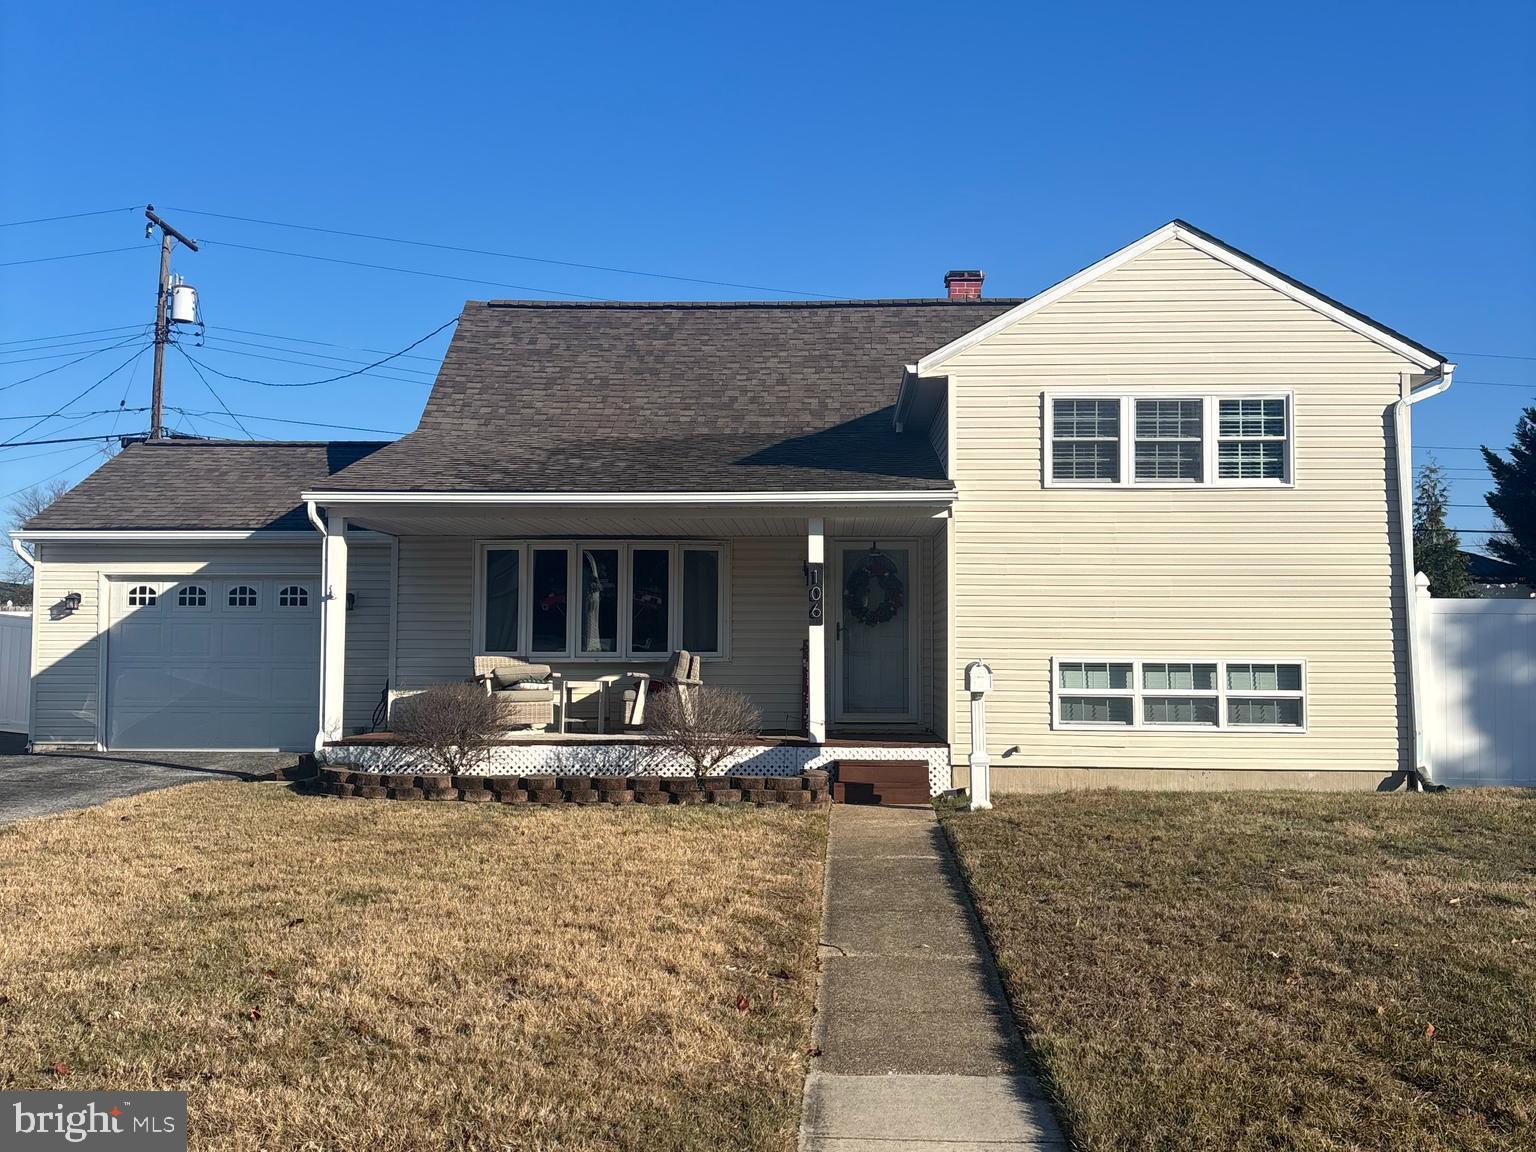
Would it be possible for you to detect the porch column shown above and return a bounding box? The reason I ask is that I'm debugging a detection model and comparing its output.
[317,512,348,751]
[807,517,826,743]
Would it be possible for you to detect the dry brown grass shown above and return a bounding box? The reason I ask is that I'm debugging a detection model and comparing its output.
[942,790,1536,1152]
[0,783,827,1151]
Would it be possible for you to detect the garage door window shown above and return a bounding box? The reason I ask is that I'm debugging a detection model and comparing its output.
[177,585,208,607]
[128,585,157,607]
[228,585,259,608]
[278,585,309,608]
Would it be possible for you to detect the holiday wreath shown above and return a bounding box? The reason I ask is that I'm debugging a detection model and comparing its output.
[843,551,905,626]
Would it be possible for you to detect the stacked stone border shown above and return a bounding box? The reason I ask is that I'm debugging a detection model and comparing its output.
[313,766,831,808]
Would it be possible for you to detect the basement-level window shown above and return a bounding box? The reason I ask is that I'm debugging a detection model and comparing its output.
[1045,393,1292,488]
[1054,658,1305,731]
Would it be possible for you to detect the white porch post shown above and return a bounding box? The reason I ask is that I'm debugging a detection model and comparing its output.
[807,517,826,743]
[317,512,349,751]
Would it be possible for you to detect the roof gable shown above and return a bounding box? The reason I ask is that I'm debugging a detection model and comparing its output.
[914,220,1447,376]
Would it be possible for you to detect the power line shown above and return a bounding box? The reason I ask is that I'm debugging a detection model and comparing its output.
[168,405,406,436]
[1456,379,1536,390]
[0,205,144,229]
[0,433,128,450]
[1449,350,1536,362]
[171,345,256,439]
[0,324,146,349]
[198,334,437,376]
[0,334,151,393]
[212,324,444,363]
[0,246,146,269]
[177,317,457,388]
[2,346,149,446]
[0,407,148,422]
[200,239,607,300]
[0,337,154,366]
[0,444,110,501]
[166,205,841,298]
[193,339,436,383]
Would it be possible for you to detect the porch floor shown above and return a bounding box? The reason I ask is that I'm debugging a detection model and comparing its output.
[326,731,947,749]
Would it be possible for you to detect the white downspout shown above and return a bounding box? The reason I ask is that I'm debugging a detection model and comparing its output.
[1395,364,1455,789]
[9,535,36,571]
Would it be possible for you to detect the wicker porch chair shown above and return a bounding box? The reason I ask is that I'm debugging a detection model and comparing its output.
[608,649,703,729]
[471,656,560,730]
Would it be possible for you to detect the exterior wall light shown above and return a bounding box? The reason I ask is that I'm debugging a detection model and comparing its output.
[63,591,83,613]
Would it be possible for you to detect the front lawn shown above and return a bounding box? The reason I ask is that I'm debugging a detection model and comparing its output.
[0,783,827,1151]
[943,790,1535,1152]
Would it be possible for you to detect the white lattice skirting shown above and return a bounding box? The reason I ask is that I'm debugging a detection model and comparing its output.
[326,743,953,797]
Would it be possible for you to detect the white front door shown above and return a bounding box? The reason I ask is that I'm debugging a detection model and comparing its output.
[106,576,320,750]
[833,542,918,724]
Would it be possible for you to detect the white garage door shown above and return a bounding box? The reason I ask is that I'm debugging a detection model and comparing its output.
[107,577,320,750]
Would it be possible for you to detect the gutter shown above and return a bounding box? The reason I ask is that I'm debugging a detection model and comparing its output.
[1395,363,1455,789]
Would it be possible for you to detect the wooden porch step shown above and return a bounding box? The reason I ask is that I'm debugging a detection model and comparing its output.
[832,760,931,806]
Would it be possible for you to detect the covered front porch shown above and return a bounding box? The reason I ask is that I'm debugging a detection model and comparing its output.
[306,492,955,765]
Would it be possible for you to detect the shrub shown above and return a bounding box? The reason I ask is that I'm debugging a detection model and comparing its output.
[391,682,501,775]
[643,684,761,777]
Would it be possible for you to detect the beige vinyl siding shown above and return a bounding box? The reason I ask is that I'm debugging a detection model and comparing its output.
[393,535,813,731]
[28,540,389,745]
[945,236,1417,782]
[929,519,950,743]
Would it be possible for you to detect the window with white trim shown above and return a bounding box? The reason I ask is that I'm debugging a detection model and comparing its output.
[1050,398,1120,483]
[127,584,157,607]
[228,585,258,608]
[176,585,207,608]
[1217,399,1288,481]
[1134,399,1203,482]
[1054,658,1305,730]
[278,585,310,608]
[477,541,727,661]
[1045,394,1291,487]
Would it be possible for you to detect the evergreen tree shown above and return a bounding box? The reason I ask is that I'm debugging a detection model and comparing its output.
[1413,459,1473,598]
[1481,405,1536,586]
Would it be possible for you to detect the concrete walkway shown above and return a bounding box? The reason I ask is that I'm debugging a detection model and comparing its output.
[801,805,1065,1151]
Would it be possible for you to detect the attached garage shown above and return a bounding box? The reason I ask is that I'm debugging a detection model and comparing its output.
[107,576,320,750]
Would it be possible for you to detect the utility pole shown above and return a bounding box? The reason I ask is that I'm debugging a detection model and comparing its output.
[144,205,198,440]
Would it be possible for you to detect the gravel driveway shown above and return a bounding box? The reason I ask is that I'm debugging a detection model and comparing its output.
[0,747,299,825]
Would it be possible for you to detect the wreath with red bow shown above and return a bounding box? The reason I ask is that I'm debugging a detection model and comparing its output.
[844,552,905,627]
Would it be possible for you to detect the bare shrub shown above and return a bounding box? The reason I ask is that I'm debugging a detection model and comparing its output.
[391,683,502,775]
[643,685,761,777]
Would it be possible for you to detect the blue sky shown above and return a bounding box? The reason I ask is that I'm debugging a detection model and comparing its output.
[2,1,1532,545]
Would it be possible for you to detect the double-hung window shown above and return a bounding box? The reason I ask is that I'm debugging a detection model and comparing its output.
[1046,393,1291,487]
[478,541,727,661]
[1054,658,1305,730]
[1050,399,1121,483]
[1217,399,1288,481]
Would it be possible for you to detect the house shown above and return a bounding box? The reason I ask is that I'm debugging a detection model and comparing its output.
[10,220,1455,792]
[1460,550,1532,599]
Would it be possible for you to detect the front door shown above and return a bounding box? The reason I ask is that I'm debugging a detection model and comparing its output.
[833,542,918,724]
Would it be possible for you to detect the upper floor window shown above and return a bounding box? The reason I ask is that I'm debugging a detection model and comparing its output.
[1045,393,1291,488]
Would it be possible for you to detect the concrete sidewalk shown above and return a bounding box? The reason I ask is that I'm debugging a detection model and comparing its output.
[800,805,1065,1150]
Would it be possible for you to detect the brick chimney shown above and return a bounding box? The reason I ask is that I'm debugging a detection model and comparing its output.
[944,269,984,300]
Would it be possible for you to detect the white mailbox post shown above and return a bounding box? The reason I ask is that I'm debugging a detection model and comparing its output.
[964,660,994,810]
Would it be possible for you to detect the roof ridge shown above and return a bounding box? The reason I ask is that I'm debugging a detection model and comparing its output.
[477,298,1029,310]
[133,438,391,448]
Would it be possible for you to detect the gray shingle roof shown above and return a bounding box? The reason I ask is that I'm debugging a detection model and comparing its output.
[23,440,388,532]
[323,298,1020,493]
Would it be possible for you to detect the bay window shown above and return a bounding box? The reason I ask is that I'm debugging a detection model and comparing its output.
[477,541,727,661]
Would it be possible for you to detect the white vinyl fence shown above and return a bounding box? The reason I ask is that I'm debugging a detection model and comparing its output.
[1419,577,1536,787]
[0,612,30,734]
